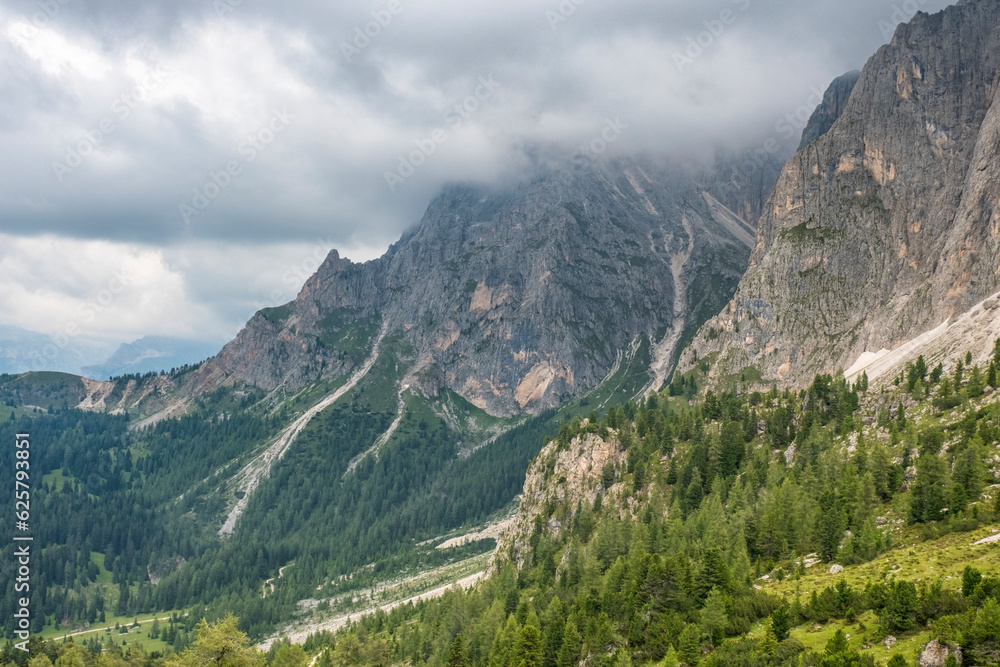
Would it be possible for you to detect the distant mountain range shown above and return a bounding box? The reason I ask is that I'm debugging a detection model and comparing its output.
[80,335,220,380]
[0,326,218,380]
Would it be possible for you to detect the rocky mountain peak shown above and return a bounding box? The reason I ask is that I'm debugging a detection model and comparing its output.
[682,0,1000,389]
[164,155,773,417]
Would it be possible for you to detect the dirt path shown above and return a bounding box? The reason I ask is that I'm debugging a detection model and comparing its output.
[263,563,293,599]
[219,324,388,536]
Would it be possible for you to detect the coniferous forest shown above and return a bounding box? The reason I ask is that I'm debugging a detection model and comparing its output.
[3,344,1000,667]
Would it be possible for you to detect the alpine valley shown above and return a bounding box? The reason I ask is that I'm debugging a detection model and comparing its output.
[3,4,1000,667]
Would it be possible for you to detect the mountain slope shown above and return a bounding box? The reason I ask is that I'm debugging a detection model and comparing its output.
[682,0,1000,388]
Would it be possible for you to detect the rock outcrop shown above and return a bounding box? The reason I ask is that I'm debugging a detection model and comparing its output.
[491,427,628,572]
[682,0,1000,388]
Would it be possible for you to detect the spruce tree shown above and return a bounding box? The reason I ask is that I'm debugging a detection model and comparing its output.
[446,635,470,667]
[769,605,790,642]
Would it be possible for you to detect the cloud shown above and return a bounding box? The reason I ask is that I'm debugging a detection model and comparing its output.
[0,0,954,349]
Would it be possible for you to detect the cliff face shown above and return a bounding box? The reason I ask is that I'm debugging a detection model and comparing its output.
[683,0,1000,388]
[798,70,861,151]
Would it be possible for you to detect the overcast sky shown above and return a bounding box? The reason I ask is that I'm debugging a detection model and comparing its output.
[0,0,952,358]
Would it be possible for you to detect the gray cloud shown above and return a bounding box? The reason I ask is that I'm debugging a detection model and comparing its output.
[0,0,953,347]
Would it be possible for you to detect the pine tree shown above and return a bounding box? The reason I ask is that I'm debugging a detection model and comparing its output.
[962,566,983,597]
[555,621,581,667]
[769,605,790,642]
[700,589,727,646]
[446,635,470,667]
[677,624,701,666]
[930,363,944,383]
[816,489,845,561]
[168,615,264,667]
[910,451,948,523]
[517,625,543,667]
[967,365,985,398]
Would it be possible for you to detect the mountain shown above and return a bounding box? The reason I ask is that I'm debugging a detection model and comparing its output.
[285,340,1000,667]
[80,335,220,380]
[682,0,1000,389]
[83,154,775,422]
[0,324,115,376]
[212,156,765,416]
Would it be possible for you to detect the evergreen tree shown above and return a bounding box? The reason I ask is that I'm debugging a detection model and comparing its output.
[930,363,944,384]
[167,615,264,667]
[967,365,985,398]
[446,635,470,667]
[816,490,845,561]
[700,589,727,646]
[517,625,543,667]
[271,644,306,667]
[909,451,949,523]
[963,566,983,598]
[769,605,790,642]
[884,581,918,632]
[555,621,581,667]
[677,624,701,666]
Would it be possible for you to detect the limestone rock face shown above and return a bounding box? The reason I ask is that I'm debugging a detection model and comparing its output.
[683,0,1000,388]
[798,70,861,150]
[183,155,765,416]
